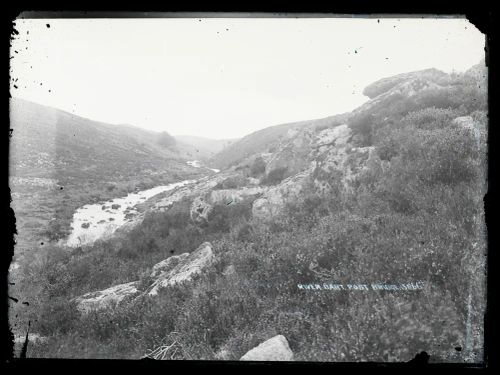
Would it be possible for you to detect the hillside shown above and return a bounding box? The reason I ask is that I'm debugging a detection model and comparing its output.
[9,98,208,255]
[210,113,350,170]
[9,98,203,184]
[12,61,488,362]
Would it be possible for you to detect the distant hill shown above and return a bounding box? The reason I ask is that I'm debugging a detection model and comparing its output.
[9,98,210,254]
[174,135,238,159]
[9,98,202,185]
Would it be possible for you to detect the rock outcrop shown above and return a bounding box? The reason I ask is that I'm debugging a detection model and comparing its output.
[265,128,315,176]
[209,186,264,205]
[315,124,351,148]
[74,242,215,313]
[240,335,294,361]
[146,242,214,296]
[250,116,378,220]
[252,164,314,220]
[362,68,450,99]
[149,253,190,278]
[190,186,265,223]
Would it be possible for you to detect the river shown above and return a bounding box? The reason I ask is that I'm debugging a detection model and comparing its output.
[65,179,196,247]
[187,160,220,173]
[65,161,220,247]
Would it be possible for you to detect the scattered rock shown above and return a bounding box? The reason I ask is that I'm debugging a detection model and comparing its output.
[240,335,294,361]
[111,204,121,210]
[81,222,90,229]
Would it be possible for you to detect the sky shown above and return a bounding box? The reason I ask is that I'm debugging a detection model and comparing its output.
[10,16,485,139]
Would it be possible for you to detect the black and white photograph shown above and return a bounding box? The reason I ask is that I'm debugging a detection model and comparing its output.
[7,14,488,363]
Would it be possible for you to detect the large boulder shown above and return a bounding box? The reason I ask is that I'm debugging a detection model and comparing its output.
[73,281,140,314]
[240,335,294,361]
[146,242,214,296]
[349,68,452,122]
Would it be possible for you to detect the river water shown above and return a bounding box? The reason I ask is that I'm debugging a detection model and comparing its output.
[65,161,221,248]
[65,179,196,247]
[187,160,220,173]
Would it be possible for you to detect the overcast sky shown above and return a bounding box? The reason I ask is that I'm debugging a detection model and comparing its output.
[10,16,485,139]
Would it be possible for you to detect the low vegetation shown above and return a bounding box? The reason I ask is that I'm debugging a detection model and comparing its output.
[261,167,289,186]
[11,66,487,362]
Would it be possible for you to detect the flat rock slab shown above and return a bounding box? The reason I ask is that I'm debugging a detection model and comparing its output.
[74,281,140,314]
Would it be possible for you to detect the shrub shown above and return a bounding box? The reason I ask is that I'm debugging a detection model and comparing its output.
[348,112,375,146]
[261,167,288,185]
[249,157,266,177]
[205,199,253,234]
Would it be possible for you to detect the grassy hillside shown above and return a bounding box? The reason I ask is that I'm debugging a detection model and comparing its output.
[210,113,349,170]
[9,98,201,184]
[9,98,206,256]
